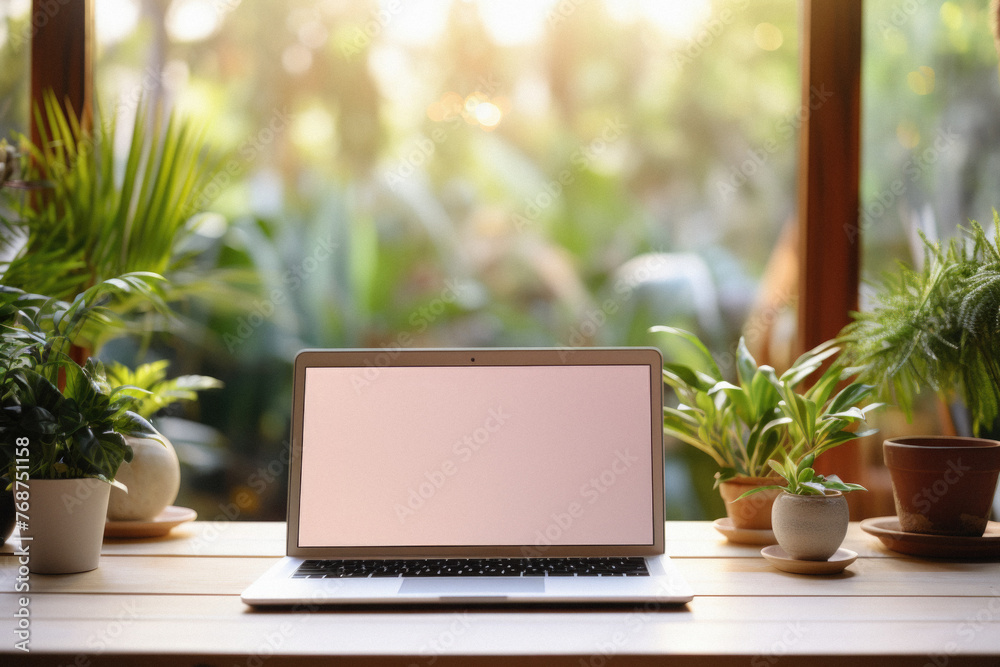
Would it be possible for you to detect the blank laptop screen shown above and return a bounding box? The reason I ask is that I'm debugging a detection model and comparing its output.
[297,363,655,549]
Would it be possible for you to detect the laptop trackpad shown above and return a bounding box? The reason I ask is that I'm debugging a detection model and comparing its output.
[399,578,545,596]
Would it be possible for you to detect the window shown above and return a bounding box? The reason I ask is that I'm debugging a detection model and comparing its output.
[7,0,888,520]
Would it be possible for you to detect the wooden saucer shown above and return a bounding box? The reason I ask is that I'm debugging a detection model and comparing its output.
[104,506,197,538]
[761,545,857,574]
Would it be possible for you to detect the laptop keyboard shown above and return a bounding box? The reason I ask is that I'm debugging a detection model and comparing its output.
[293,557,649,578]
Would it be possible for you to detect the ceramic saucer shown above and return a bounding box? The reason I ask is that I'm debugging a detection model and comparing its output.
[104,506,197,538]
[761,545,857,574]
[860,516,1000,560]
[713,517,777,545]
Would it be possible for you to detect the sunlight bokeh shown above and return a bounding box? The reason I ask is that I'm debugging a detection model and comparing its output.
[95,0,141,45]
[166,0,223,42]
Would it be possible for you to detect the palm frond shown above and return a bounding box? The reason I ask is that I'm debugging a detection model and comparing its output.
[1,90,214,302]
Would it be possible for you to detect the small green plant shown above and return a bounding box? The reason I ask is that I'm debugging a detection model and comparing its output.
[842,214,1000,435]
[0,274,167,486]
[0,359,159,488]
[652,326,881,486]
[737,453,866,498]
[106,360,222,420]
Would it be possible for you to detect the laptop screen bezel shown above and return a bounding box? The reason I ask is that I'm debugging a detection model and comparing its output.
[284,347,665,559]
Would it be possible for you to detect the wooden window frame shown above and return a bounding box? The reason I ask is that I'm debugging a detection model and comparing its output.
[29,0,94,143]
[796,0,863,484]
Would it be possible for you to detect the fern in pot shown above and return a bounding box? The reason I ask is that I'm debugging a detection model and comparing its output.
[652,326,881,533]
[841,215,1000,533]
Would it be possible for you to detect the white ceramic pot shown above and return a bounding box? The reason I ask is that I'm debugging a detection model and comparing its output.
[771,490,849,561]
[107,434,181,521]
[22,478,110,574]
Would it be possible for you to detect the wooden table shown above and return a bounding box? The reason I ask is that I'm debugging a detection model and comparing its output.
[1,521,998,665]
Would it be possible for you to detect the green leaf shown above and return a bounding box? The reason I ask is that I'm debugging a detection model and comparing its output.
[735,337,758,388]
[663,363,710,392]
[799,481,827,495]
[650,325,722,377]
[828,382,877,415]
[766,458,788,478]
[734,484,784,500]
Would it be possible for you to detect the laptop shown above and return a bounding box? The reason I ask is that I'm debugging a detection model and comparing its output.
[241,347,694,606]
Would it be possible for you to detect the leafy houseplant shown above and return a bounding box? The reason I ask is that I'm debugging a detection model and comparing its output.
[0,274,168,483]
[0,275,165,572]
[0,358,156,486]
[738,454,864,561]
[842,215,1000,436]
[652,326,881,530]
[104,360,221,521]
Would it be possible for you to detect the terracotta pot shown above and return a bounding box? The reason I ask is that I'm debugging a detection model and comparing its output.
[771,490,849,560]
[22,478,110,574]
[718,476,782,530]
[107,434,181,521]
[884,436,1000,537]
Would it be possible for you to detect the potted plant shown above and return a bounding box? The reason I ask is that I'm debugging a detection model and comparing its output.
[842,215,1000,436]
[652,326,881,531]
[0,275,164,572]
[841,215,1000,529]
[2,92,234,528]
[104,360,221,521]
[739,454,865,561]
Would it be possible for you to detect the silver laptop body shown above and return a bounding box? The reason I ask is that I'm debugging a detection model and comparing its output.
[241,347,693,606]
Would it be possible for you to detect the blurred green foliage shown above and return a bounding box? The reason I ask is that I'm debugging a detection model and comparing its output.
[1,0,997,519]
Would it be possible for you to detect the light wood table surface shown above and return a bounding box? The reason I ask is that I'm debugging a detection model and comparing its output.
[1,520,999,665]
